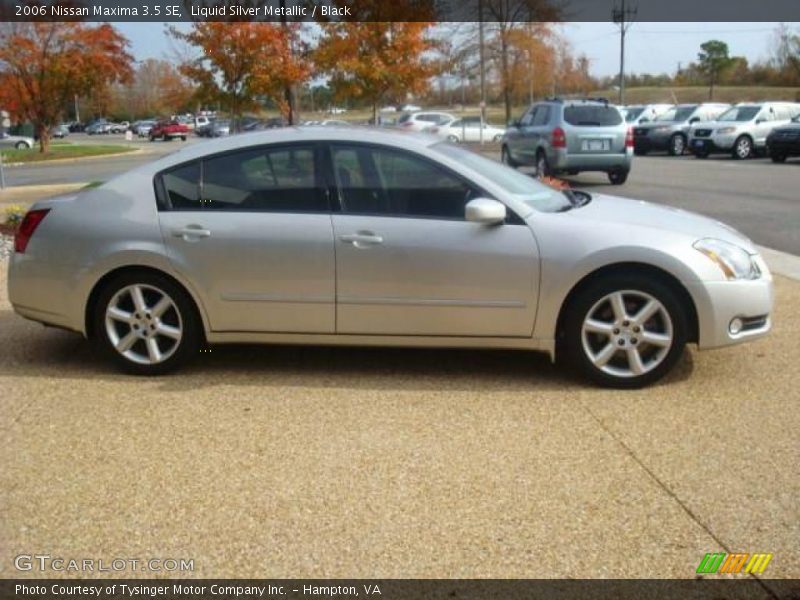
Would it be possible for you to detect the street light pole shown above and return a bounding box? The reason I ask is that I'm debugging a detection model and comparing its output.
[612,0,637,106]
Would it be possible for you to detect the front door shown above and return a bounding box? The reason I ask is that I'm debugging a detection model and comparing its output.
[157,143,336,333]
[328,143,539,337]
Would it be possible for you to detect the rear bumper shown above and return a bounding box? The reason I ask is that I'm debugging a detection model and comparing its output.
[550,149,633,172]
[766,139,800,155]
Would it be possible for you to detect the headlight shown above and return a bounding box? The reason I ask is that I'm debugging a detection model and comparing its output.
[717,127,737,134]
[693,238,760,280]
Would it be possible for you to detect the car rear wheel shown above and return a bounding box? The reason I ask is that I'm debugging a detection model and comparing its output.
[560,275,688,388]
[93,272,201,375]
[668,134,686,156]
[447,134,459,143]
[607,169,629,185]
[770,152,787,163]
[501,146,518,168]
[535,151,550,178]
[733,135,753,159]
[15,141,28,150]
[493,134,504,142]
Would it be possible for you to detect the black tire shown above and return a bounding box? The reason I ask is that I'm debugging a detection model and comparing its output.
[732,135,753,160]
[447,134,459,143]
[770,153,787,163]
[15,141,28,150]
[181,135,187,141]
[607,169,629,185]
[501,145,518,168]
[559,274,688,389]
[535,150,550,178]
[163,133,170,142]
[668,134,686,156]
[92,271,201,375]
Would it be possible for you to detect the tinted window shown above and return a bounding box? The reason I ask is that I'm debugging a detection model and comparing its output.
[625,107,645,122]
[532,106,550,126]
[332,145,475,219]
[162,162,200,209]
[201,145,326,212]
[718,106,760,122]
[563,105,622,126]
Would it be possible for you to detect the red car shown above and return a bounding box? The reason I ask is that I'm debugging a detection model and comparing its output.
[149,120,190,142]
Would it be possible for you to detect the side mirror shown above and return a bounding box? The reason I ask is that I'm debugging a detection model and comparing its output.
[465,198,506,225]
[639,117,649,123]
[756,118,766,124]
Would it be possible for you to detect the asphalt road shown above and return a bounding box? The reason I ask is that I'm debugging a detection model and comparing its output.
[1,257,798,580]
[5,136,800,255]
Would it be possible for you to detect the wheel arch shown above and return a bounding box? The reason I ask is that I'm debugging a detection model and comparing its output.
[554,262,699,352]
[84,265,208,341]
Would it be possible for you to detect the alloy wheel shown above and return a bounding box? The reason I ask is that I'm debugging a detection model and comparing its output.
[735,137,752,159]
[581,290,673,378]
[104,284,183,365]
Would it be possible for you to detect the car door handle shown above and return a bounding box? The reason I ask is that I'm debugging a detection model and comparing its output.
[172,225,211,240]
[339,232,384,247]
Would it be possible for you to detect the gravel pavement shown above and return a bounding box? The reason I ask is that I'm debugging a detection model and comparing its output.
[1,259,798,581]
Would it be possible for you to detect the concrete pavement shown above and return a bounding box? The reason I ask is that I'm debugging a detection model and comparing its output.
[0,258,797,581]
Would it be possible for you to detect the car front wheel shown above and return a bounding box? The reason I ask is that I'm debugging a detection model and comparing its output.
[501,146,518,168]
[15,141,29,150]
[607,169,629,185]
[560,275,688,388]
[733,135,753,159]
[93,272,201,375]
[668,134,686,156]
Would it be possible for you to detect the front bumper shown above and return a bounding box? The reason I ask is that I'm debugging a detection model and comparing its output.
[690,133,738,154]
[688,261,773,350]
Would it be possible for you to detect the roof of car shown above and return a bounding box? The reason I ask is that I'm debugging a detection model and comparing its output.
[153,126,439,166]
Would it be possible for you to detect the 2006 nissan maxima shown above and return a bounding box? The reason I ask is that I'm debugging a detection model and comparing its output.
[8,128,773,387]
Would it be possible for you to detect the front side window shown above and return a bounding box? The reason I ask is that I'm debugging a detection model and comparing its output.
[332,144,476,219]
[655,106,697,122]
[717,106,760,122]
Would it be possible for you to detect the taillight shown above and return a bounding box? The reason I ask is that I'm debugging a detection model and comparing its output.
[551,127,566,148]
[625,127,634,148]
[14,209,50,254]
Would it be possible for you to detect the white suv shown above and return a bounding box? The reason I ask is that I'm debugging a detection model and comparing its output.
[397,111,455,132]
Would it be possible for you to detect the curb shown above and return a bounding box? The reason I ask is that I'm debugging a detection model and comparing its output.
[1,147,142,167]
[757,245,800,282]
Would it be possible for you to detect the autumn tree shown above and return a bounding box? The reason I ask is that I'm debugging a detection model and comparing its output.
[315,22,436,123]
[169,23,309,127]
[117,59,195,118]
[0,22,132,152]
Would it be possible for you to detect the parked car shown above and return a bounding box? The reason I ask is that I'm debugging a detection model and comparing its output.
[195,120,215,137]
[194,115,211,130]
[502,98,632,184]
[397,111,455,132]
[632,103,730,156]
[109,122,129,134]
[67,121,85,133]
[133,120,157,137]
[429,117,506,143]
[329,107,347,114]
[765,114,800,163]
[85,120,112,135]
[303,119,349,127]
[7,128,773,388]
[0,131,34,149]
[50,124,70,139]
[689,102,800,159]
[622,104,673,125]
[400,104,422,112]
[149,120,190,142]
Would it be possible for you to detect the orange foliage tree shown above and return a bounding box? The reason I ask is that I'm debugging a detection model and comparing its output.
[315,22,436,123]
[0,23,133,152]
[169,23,310,126]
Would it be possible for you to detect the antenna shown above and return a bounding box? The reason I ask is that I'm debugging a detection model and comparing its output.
[612,0,638,105]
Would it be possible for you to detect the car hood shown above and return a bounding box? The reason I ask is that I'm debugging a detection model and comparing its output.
[565,193,755,251]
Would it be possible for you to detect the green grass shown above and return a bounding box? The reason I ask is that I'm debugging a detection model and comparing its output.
[82,181,105,189]
[0,144,135,163]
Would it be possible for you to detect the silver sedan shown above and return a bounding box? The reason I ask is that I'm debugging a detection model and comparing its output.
[7,128,773,387]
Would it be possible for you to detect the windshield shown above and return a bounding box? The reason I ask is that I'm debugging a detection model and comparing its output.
[655,106,697,122]
[433,143,572,213]
[624,107,645,122]
[717,106,760,122]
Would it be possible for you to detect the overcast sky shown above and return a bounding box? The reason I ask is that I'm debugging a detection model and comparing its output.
[116,21,795,79]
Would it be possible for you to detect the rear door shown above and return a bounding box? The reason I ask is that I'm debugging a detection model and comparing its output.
[157,143,336,333]
[563,104,626,155]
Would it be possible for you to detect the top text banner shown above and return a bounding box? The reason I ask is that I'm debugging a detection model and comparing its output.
[3,0,799,22]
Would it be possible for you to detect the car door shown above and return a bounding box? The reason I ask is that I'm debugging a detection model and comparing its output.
[328,143,539,337]
[505,106,535,161]
[157,143,336,333]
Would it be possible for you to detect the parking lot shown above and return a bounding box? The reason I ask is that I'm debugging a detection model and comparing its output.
[1,255,798,580]
[1,130,799,584]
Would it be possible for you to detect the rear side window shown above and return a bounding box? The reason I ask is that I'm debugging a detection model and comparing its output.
[563,105,622,127]
[161,162,200,209]
[202,145,326,212]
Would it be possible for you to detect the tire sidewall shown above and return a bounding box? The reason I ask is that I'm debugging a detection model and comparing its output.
[560,274,688,388]
[733,136,752,159]
[669,134,685,156]
[93,271,201,375]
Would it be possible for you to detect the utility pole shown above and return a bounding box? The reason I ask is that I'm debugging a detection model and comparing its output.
[612,0,637,105]
[478,0,486,145]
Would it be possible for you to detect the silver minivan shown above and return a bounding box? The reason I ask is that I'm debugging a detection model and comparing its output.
[502,98,633,185]
[689,102,800,159]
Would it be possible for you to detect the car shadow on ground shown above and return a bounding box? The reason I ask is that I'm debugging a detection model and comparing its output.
[0,310,694,394]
